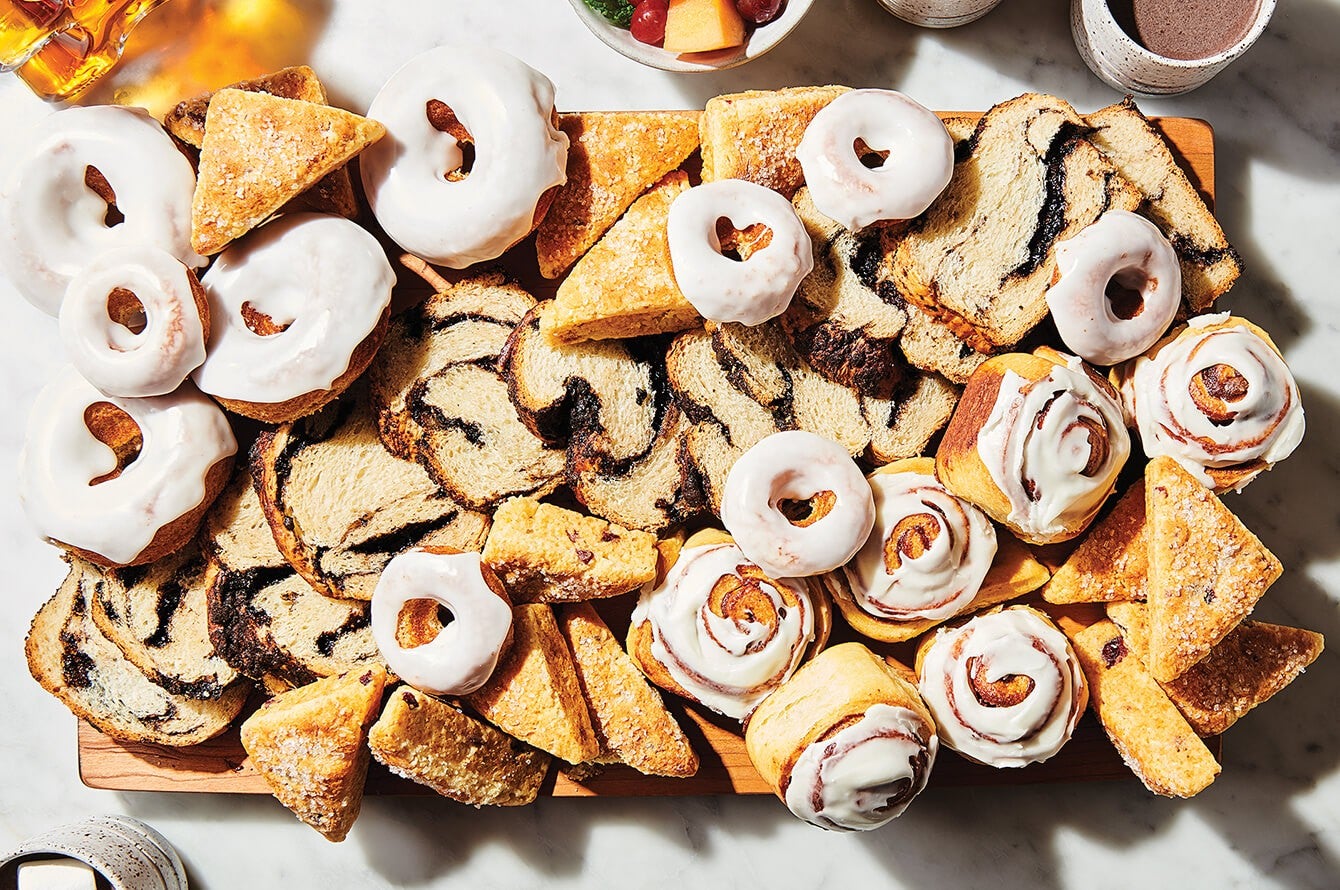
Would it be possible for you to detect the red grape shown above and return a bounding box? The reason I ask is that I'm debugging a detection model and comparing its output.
[736,0,783,25]
[630,0,669,46]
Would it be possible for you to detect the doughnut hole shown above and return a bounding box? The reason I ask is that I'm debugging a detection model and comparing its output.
[106,286,147,336]
[715,217,774,261]
[965,654,1035,707]
[396,598,453,649]
[1190,362,1250,423]
[853,137,891,170]
[240,302,292,336]
[1104,266,1151,320]
[883,512,941,572]
[777,490,837,528]
[426,99,476,181]
[84,165,124,227]
[83,402,143,484]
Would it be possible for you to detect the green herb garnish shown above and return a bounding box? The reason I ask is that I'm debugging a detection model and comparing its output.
[581,0,636,28]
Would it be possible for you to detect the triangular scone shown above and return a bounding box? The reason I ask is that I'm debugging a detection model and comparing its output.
[1044,482,1148,604]
[556,603,698,778]
[536,111,701,279]
[700,86,849,198]
[165,66,328,148]
[1068,620,1219,798]
[239,665,387,842]
[466,604,600,764]
[191,90,386,255]
[369,687,550,806]
[542,171,698,343]
[1145,457,1282,682]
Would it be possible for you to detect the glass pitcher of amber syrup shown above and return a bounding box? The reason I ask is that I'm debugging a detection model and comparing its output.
[0,0,169,100]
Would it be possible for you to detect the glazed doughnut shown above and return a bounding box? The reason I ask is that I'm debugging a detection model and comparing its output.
[360,46,568,268]
[1118,313,1304,492]
[667,180,814,325]
[721,430,875,578]
[0,105,202,316]
[191,213,395,423]
[1046,210,1182,366]
[17,366,236,567]
[916,606,1088,768]
[371,548,513,697]
[629,540,819,720]
[795,89,954,232]
[58,245,209,398]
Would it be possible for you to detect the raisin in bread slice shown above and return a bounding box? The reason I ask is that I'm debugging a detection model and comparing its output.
[1084,98,1241,311]
[26,558,249,745]
[251,382,491,601]
[369,270,564,509]
[892,93,1142,352]
[89,544,242,700]
[502,304,697,530]
[204,468,383,692]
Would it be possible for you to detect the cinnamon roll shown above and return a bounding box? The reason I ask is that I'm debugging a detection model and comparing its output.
[936,349,1131,544]
[627,531,828,721]
[745,643,938,832]
[915,605,1087,768]
[1116,314,1304,493]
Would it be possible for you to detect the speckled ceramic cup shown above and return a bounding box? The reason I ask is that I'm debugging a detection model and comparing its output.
[0,816,188,890]
[877,0,1003,28]
[1071,0,1276,96]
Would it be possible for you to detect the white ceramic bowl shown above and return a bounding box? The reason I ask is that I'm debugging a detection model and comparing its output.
[566,0,816,72]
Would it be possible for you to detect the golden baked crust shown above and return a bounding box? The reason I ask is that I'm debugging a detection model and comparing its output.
[1043,481,1148,605]
[240,665,387,842]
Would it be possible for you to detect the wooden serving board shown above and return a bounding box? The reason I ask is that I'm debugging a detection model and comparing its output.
[77,115,1217,798]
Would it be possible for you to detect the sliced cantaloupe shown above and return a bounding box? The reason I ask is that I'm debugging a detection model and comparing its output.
[663,0,747,54]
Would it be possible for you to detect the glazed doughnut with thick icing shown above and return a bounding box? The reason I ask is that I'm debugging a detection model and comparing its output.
[371,548,513,697]
[1119,313,1304,492]
[58,245,209,398]
[17,366,236,566]
[192,213,394,421]
[360,46,568,268]
[721,430,875,578]
[0,106,203,316]
[667,180,814,325]
[795,89,954,232]
[1046,210,1182,366]
[630,542,817,720]
[844,469,997,622]
[916,607,1088,768]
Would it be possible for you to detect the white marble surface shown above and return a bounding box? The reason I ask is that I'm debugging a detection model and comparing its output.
[1,0,1338,887]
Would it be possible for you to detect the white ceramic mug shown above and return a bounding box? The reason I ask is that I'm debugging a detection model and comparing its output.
[0,816,188,890]
[1071,0,1276,96]
[877,0,1003,29]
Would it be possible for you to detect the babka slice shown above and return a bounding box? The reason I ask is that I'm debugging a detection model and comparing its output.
[251,382,490,601]
[861,371,961,466]
[892,93,1142,352]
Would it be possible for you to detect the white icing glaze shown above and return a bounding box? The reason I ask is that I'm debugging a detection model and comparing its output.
[843,471,997,622]
[360,46,568,269]
[784,703,938,832]
[58,245,207,398]
[0,105,203,316]
[667,180,814,325]
[795,89,954,232]
[721,431,875,578]
[976,356,1130,543]
[1046,210,1182,366]
[17,366,236,565]
[630,543,815,721]
[1125,314,1304,490]
[370,549,513,697]
[917,608,1087,768]
[191,213,394,406]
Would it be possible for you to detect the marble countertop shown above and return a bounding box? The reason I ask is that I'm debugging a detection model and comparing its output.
[1,0,1337,887]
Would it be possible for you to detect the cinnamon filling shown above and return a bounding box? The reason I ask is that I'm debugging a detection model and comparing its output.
[778,490,837,528]
[426,99,475,181]
[853,137,891,169]
[715,217,774,261]
[84,402,143,484]
[107,286,147,335]
[1075,417,1109,476]
[706,567,781,654]
[883,512,941,572]
[240,301,292,336]
[965,655,1036,707]
[84,165,124,227]
[1190,362,1250,424]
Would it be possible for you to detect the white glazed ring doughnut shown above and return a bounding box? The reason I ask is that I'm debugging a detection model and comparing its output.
[667,180,814,326]
[0,105,202,315]
[360,46,568,269]
[191,213,394,418]
[796,89,954,232]
[58,245,209,398]
[371,549,514,696]
[17,366,237,566]
[1046,210,1182,366]
[721,430,875,578]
